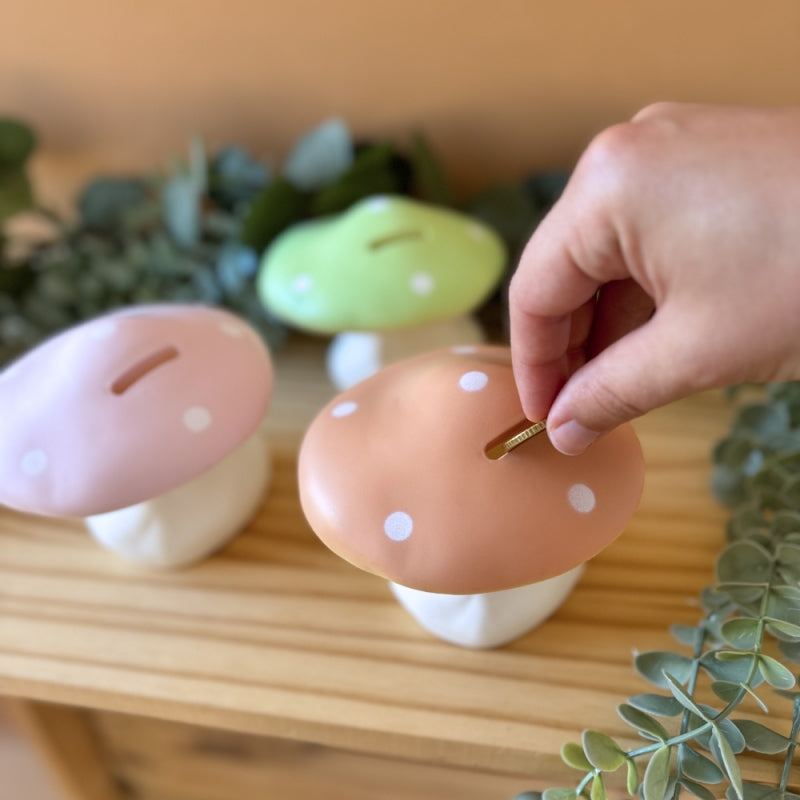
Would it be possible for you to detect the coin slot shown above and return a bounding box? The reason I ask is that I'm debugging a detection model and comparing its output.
[111,346,179,395]
[368,229,424,250]
[485,419,547,460]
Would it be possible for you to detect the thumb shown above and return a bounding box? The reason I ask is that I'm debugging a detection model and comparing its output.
[545,310,699,455]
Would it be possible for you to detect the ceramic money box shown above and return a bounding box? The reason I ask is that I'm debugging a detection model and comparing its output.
[0,304,273,568]
[298,345,645,648]
[258,195,506,389]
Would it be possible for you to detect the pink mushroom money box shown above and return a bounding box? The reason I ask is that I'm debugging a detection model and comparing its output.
[0,305,274,568]
[298,345,645,648]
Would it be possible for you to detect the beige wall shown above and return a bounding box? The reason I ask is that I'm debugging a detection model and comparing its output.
[3,1,800,208]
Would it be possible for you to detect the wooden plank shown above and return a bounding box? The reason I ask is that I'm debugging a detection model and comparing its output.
[8,699,123,800]
[0,335,788,786]
[90,708,537,800]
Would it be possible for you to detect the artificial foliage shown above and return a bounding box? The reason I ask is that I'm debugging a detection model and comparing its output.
[519,384,800,800]
[0,115,567,367]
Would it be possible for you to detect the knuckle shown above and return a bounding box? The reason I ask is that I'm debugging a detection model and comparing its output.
[576,123,645,202]
[585,377,647,427]
[631,100,681,123]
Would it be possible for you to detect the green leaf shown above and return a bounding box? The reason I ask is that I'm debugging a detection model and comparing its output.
[670,624,702,646]
[561,742,592,771]
[710,679,742,703]
[77,177,147,231]
[717,541,773,584]
[758,654,797,688]
[679,744,725,784]
[712,725,744,799]
[716,649,756,661]
[703,651,760,684]
[283,117,353,191]
[617,704,669,741]
[590,775,607,800]
[525,170,569,210]
[0,168,34,222]
[663,672,706,718]
[765,589,800,626]
[240,178,307,252]
[680,778,718,800]
[467,183,541,256]
[161,174,201,247]
[642,745,671,800]
[710,680,768,711]
[765,618,800,642]
[626,758,639,795]
[0,118,36,170]
[408,131,454,206]
[721,617,762,649]
[309,144,403,216]
[542,789,577,800]
[769,509,800,538]
[717,582,767,606]
[635,651,694,688]
[778,638,800,663]
[777,543,800,578]
[581,731,625,771]
[732,719,790,754]
[704,711,747,753]
[712,463,749,507]
[728,508,769,541]
[735,781,793,800]
[736,402,792,437]
[627,693,684,717]
[772,584,800,601]
[702,585,737,614]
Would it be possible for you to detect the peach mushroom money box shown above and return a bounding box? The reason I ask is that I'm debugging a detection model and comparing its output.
[257,195,506,390]
[298,346,645,648]
[0,304,274,568]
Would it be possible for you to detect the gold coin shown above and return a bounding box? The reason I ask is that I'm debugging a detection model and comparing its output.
[485,419,547,460]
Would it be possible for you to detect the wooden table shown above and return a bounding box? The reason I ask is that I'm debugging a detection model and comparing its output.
[0,336,787,799]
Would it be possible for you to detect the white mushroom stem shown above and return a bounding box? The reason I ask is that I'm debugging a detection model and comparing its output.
[389,565,585,649]
[86,430,270,568]
[326,315,486,390]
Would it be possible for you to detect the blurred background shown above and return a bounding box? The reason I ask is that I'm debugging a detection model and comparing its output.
[4,0,800,212]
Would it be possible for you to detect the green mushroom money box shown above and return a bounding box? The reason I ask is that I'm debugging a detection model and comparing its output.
[257,195,507,389]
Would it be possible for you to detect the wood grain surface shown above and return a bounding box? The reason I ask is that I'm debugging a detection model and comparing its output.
[0,335,793,790]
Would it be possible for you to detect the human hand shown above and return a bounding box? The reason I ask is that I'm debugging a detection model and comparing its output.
[509,102,800,454]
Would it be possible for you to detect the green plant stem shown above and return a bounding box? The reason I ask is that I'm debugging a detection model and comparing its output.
[779,696,800,793]
[585,570,781,797]
[670,622,715,799]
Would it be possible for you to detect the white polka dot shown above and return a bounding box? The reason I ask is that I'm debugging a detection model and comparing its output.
[409,272,435,296]
[364,196,391,213]
[331,400,358,418]
[292,274,313,293]
[568,483,596,514]
[0,362,21,382]
[183,406,212,432]
[451,345,477,355]
[459,370,489,392]
[466,222,488,239]
[89,320,117,340]
[384,511,413,541]
[21,449,48,476]
[220,320,247,337]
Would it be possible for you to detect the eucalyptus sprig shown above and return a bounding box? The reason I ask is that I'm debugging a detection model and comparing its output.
[523,384,800,800]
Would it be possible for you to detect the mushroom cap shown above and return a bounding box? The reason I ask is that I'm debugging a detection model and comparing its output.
[298,346,644,595]
[0,305,273,517]
[257,195,506,334]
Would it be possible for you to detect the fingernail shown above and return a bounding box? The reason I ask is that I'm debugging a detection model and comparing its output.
[548,419,599,456]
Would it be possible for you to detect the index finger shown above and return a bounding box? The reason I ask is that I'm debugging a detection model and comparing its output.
[509,210,603,421]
